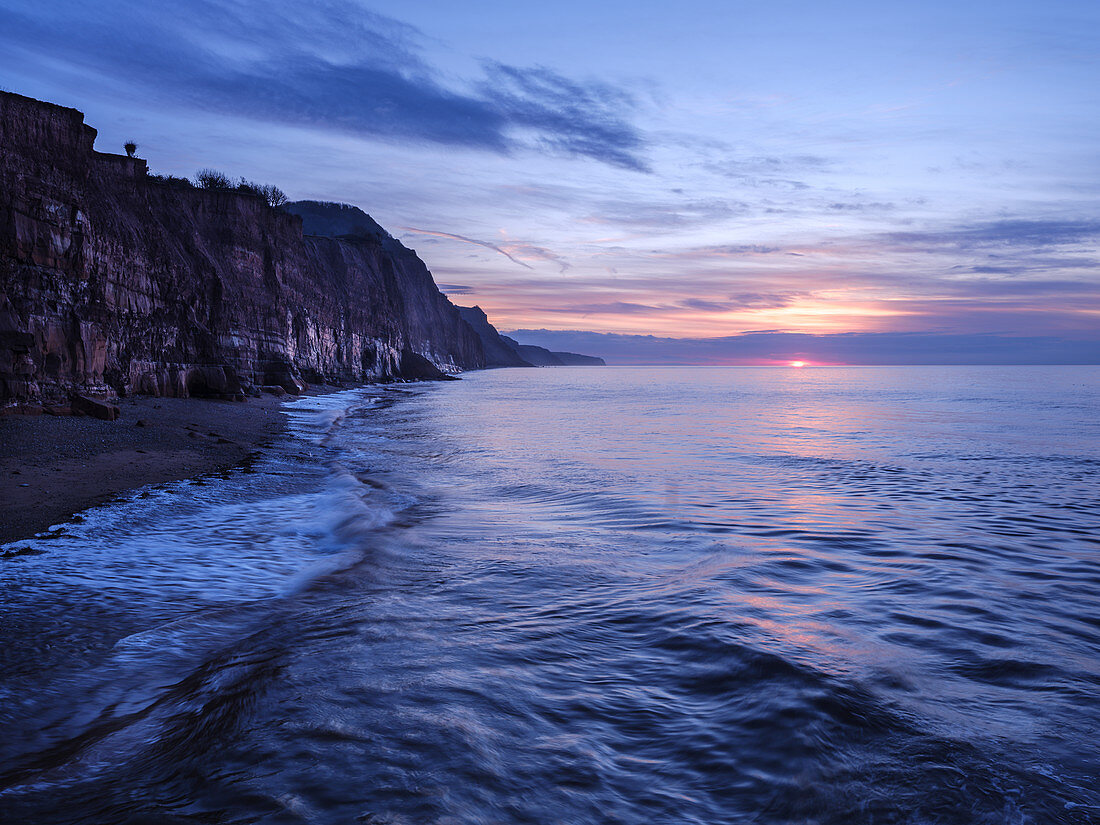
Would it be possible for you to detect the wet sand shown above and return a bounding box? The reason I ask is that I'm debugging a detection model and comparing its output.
[0,394,297,544]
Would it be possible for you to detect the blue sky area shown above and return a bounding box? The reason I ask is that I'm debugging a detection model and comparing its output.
[2,0,1097,363]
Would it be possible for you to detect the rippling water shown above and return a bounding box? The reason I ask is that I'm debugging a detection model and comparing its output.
[2,366,1099,824]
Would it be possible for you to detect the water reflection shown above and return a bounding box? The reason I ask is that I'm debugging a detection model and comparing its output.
[1,367,1098,823]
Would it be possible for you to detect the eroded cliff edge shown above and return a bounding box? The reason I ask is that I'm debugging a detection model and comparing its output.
[0,92,485,405]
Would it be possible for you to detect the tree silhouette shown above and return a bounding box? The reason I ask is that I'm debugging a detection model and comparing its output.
[193,170,287,206]
[124,141,137,158]
[258,183,288,208]
[195,169,232,189]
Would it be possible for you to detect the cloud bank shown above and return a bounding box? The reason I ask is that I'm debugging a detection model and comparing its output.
[0,0,648,170]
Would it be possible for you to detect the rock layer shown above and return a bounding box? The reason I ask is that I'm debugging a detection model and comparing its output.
[0,92,485,404]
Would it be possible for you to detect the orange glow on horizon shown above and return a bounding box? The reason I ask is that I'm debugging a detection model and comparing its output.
[789,360,806,367]
[441,285,920,339]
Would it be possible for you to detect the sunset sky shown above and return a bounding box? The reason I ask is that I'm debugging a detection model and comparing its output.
[2,0,1098,362]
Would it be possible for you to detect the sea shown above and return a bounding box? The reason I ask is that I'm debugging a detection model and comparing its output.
[1,366,1099,824]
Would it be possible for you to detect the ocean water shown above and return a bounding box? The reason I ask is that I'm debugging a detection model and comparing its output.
[1,366,1099,824]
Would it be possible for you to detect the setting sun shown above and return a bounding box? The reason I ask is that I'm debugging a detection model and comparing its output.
[789,360,806,368]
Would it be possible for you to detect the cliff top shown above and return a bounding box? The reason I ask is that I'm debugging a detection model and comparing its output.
[285,201,391,242]
[0,89,87,122]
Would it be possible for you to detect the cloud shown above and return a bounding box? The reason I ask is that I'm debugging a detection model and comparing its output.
[500,242,571,273]
[679,292,806,312]
[939,278,1100,299]
[653,244,784,260]
[699,153,832,190]
[0,0,648,169]
[479,63,649,172]
[880,219,1100,251]
[436,283,475,295]
[545,301,663,315]
[400,228,569,272]
[826,201,896,212]
[678,298,735,312]
[730,291,809,308]
[583,198,742,228]
[399,228,534,269]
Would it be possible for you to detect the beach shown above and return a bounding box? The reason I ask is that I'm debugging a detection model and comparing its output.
[0,394,292,544]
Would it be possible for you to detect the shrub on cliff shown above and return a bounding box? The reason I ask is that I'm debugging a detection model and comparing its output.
[124,141,137,158]
[192,170,287,207]
[195,168,232,189]
[235,178,288,208]
[258,183,288,208]
[148,173,195,189]
[235,178,263,197]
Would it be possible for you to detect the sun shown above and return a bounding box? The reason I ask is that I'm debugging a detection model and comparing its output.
[789,360,806,368]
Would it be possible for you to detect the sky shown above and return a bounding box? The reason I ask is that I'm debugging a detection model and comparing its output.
[1,0,1098,363]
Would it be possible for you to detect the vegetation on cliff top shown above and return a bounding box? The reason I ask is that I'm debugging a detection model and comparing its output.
[195,169,288,207]
[146,167,287,208]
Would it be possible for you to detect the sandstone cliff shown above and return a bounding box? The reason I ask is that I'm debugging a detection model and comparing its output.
[0,92,485,405]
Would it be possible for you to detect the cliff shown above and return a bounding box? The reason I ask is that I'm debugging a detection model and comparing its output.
[455,306,605,368]
[544,351,605,366]
[455,306,533,368]
[0,92,485,405]
[284,200,393,243]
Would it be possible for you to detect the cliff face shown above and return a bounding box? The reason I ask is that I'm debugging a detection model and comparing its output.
[455,305,606,368]
[0,92,484,404]
[284,200,392,242]
[502,338,605,366]
[455,306,533,368]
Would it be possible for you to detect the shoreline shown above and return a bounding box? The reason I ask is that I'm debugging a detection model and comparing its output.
[0,391,334,545]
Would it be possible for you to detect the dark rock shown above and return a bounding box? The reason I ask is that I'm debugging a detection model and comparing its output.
[399,349,457,381]
[135,418,148,427]
[71,394,120,420]
[0,330,34,350]
[262,362,306,396]
[183,366,242,399]
[260,385,286,397]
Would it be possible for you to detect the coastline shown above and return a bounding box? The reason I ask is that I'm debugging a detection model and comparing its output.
[0,392,319,544]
